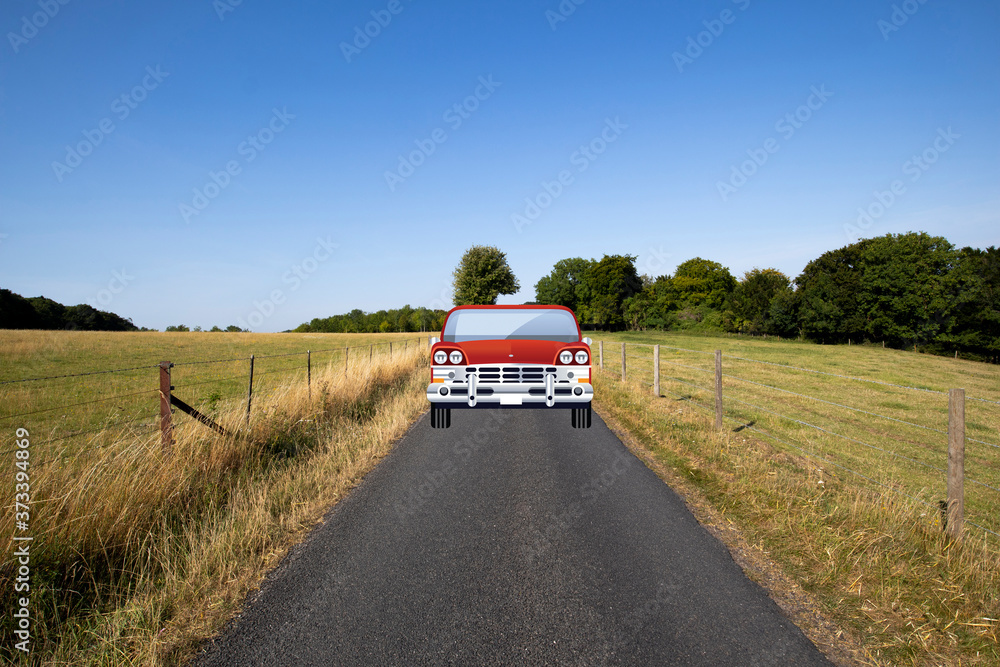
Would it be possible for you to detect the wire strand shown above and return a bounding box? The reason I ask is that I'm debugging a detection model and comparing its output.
[0,389,159,421]
[723,372,1000,451]
[723,395,949,476]
[721,373,948,434]
[722,354,949,395]
[0,364,159,386]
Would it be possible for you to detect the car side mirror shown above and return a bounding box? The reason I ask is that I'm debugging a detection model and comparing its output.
[582,337,593,346]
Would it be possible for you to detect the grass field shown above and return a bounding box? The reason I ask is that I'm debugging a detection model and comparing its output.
[0,331,430,665]
[585,331,1000,541]
[0,330,430,461]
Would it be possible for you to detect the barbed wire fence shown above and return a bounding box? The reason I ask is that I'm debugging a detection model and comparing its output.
[592,339,1000,546]
[0,337,429,468]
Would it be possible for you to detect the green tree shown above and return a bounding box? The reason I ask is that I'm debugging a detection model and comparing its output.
[948,246,1000,360]
[25,296,67,329]
[730,268,792,335]
[0,289,42,329]
[580,254,642,329]
[767,288,800,338]
[669,258,737,309]
[395,304,415,332]
[856,233,958,346]
[622,278,678,330]
[534,257,595,313]
[452,245,520,305]
[795,242,868,344]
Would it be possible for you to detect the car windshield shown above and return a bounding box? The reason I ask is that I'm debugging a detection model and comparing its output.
[443,308,580,343]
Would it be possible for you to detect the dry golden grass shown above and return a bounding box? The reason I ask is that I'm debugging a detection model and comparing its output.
[593,361,1000,666]
[0,331,427,455]
[0,342,429,666]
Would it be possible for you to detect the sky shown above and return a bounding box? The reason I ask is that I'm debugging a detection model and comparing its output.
[1,0,998,332]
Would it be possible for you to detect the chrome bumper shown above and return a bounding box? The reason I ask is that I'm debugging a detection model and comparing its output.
[426,365,593,408]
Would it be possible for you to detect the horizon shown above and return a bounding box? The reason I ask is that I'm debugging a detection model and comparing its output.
[2,0,998,331]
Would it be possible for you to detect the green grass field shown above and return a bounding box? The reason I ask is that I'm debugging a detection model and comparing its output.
[0,330,431,461]
[586,331,1000,544]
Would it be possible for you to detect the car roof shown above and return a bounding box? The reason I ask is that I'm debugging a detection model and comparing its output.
[446,304,575,312]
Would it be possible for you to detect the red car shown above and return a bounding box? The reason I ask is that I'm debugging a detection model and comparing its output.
[426,305,593,429]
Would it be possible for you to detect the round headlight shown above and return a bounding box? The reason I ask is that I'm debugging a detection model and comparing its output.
[449,350,464,364]
[433,350,448,364]
[575,351,589,364]
[559,350,573,364]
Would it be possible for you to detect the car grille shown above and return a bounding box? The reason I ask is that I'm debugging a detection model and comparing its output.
[464,366,557,383]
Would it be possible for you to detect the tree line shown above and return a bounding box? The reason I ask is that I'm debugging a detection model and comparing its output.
[532,233,999,362]
[0,289,142,332]
[293,306,448,334]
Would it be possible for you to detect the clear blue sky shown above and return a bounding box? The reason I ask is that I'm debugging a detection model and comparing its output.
[1,0,997,331]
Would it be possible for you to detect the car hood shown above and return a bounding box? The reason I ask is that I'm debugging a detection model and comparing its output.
[452,339,580,365]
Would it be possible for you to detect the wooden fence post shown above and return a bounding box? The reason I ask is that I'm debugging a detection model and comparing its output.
[370,344,373,363]
[390,342,393,359]
[714,350,723,430]
[653,345,660,397]
[621,343,626,382]
[947,388,965,540]
[307,350,311,401]
[246,355,255,426]
[345,347,349,375]
[599,341,604,370]
[159,361,173,449]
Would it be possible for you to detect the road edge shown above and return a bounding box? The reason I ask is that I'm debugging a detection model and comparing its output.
[593,402,871,667]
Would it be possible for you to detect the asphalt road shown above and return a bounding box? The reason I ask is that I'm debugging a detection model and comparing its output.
[195,408,834,666]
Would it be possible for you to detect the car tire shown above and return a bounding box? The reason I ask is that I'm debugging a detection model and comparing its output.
[430,405,451,429]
